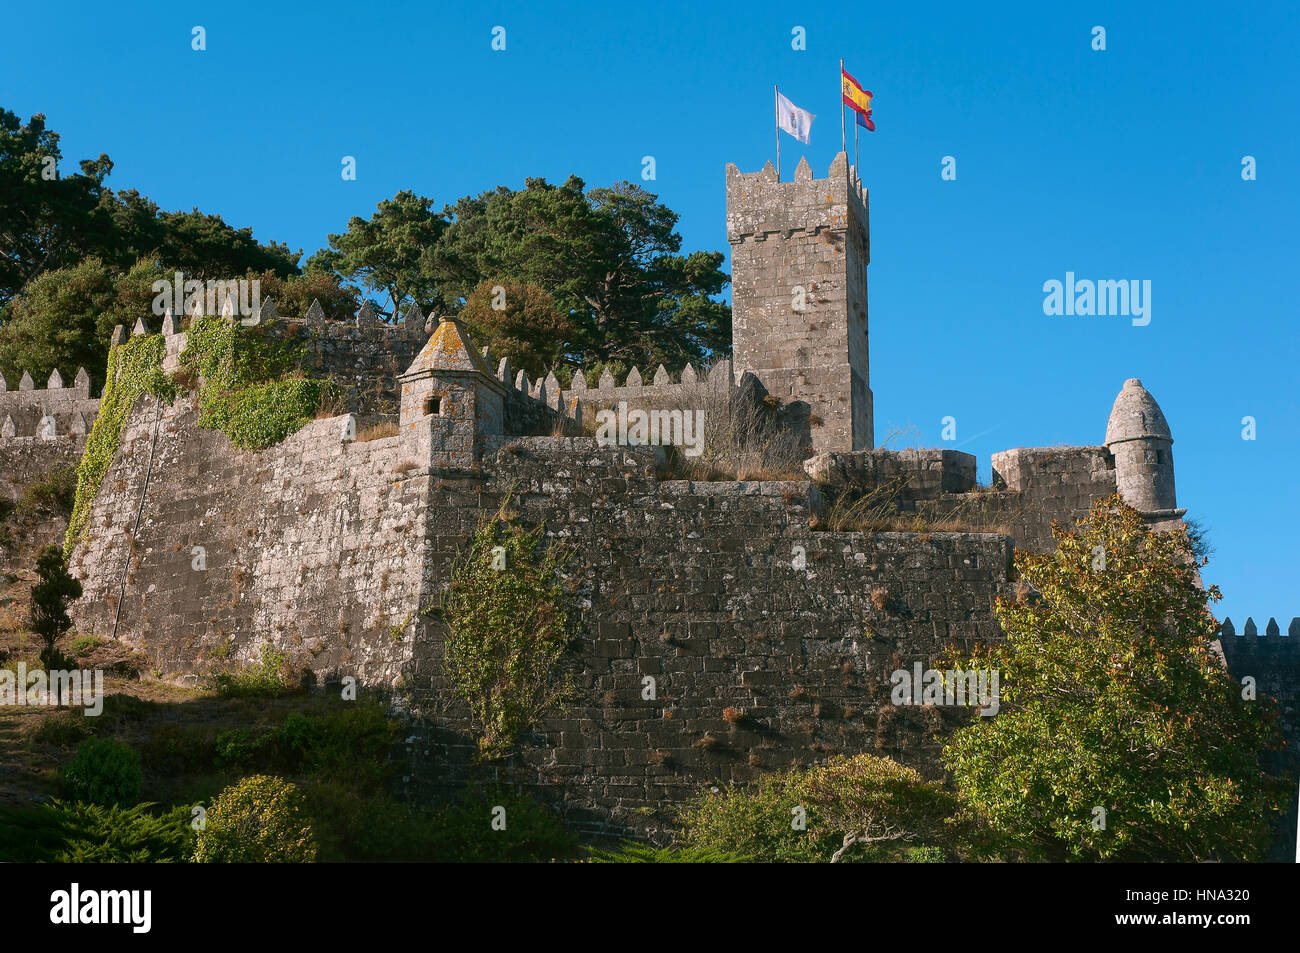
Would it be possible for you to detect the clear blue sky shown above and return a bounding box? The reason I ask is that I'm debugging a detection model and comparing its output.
[3,0,1297,626]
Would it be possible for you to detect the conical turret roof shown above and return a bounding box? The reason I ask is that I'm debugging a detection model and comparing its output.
[401,317,494,378]
[1105,378,1172,445]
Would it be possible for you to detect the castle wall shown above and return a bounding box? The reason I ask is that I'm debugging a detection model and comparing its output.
[804,449,978,506]
[988,446,1117,553]
[67,395,425,684]
[1219,617,1300,861]
[399,437,1015,837]
[157,310,426,415]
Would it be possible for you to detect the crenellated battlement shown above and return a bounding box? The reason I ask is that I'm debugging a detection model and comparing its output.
[0,366,99,443]
[724,152,868,244]
[1219,616,1300,645]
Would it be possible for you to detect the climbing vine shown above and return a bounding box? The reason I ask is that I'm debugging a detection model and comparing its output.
[441,503,575,760]
[179,317,338,451]
[65,334,175,554]
[65,320,339,554]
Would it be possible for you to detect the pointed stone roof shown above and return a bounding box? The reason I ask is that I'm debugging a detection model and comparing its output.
[400,317,495,378]
[1105,378,1172,445]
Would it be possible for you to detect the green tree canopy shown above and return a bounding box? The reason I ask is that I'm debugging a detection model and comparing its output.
[942,496,1285,861]
[457,279,575,380]
[307,189,446,322]
[427,176,730,370]
[310,176,731,372]
[0,110,113,306]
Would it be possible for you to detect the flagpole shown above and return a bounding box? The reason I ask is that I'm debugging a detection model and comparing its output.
[854,112,859,175]
[774,84,781,180]
[839,58,846,157]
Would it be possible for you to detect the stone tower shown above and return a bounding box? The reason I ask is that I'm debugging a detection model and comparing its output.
[397,316,505,468]
[725,151,872,452]
[1104,378,1185,523]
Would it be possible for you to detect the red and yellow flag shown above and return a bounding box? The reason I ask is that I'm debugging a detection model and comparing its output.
[841,67,875,132]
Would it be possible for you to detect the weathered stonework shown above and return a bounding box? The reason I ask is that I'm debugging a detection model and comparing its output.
[47,159,1295,850]
[726,153,872,453]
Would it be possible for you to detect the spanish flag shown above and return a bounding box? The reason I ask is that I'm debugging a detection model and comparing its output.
[841,67,875,132]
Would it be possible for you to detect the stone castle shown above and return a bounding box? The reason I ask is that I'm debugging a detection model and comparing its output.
[5,152,1291,843]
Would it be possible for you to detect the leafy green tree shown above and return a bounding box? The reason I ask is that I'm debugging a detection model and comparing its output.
[30,544,82,703]
[1,111,300,307]
[248,267,359,320]
[942,496,1285,861]
[458,279,575,379]
[425,176,730,370]
[0,110,114,305]
[0,257,169,392]
[308,190,446,321]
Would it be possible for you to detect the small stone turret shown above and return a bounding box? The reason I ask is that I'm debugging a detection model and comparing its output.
[397,315,504,468]
[1104,378,1184,520]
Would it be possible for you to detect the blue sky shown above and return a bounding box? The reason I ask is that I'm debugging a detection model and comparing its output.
[3,0,1297,624]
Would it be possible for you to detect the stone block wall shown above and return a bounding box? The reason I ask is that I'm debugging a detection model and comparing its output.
[989,446,1117,552]
[805,449,978,507]
[398,436,1015,838]
[0,367,99,441]
[67,395,425,684]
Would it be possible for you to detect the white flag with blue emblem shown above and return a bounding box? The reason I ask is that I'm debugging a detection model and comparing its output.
[776,91,815,145]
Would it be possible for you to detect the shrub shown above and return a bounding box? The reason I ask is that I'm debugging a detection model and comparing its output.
[586,841,751,863]
[679,755,958,863]
[677,771,838,863]
[49,801,194,863]
[62,737,142,806]
[193,775,317,863]
[207,644,294,698]
[0,800,193,863]
[422,787,578,862]
[442,502,574,759]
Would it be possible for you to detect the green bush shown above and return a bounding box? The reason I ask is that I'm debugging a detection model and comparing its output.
[194,775,317,863]
[305,786,578,863]
[424,787,578,862]
[586,841,752,863]
[206,702,394,790]
[0,800,193,863]
[678,756,957,863]
[62,737,142,806]
[678,772,836,864]
[50,801,194,862]
[207,644,294,698]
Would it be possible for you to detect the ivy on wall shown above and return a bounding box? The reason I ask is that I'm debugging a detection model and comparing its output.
[64,319,339,554]
[179,317,338,452]
[440,504,575,760]
[64,334,175,554]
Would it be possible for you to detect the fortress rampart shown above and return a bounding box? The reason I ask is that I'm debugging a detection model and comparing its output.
[25,152,1293,845]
